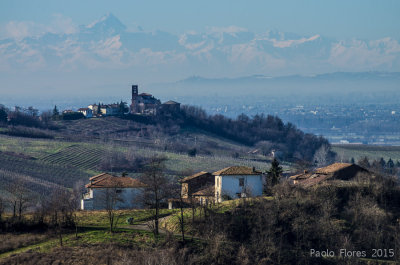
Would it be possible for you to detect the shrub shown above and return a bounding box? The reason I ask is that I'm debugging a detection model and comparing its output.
[187,148,197,157]
[62,112,84,120]
[1,126,54,139]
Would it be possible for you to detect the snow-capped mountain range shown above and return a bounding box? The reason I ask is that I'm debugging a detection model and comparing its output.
[1,13,400,82]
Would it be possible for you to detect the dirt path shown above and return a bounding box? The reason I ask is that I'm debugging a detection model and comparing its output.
[122,216,172,235]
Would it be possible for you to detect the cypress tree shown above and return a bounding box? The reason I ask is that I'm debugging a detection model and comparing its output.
[268,158,283,187]
[0,107,7,124]
[386,158,395,174]
[52,105,59,120]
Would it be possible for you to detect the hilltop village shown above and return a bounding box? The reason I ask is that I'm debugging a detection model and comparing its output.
[66,85,180,119]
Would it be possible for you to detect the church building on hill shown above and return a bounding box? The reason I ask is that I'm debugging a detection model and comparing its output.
[130,85,181,115]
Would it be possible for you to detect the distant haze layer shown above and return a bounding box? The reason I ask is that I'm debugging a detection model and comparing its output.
[0,12,399,99]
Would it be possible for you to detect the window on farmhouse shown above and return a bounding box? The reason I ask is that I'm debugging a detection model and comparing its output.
[239,178,244,187]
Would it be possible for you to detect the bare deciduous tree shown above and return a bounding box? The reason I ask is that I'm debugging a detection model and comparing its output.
[98,186,124,234]
[313,144,333,168]
[139,155,173,236]
[72,180,85,238]
[0,196,4,223]
[7,178,31,222]
[39,110,53,127]
[48,188,76,247]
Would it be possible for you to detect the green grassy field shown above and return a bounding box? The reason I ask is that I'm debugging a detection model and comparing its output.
[77,209,177,227]
[333,144,400,162]
[0,228,159,260]
[0,208,178,260]
[0,135,71,158]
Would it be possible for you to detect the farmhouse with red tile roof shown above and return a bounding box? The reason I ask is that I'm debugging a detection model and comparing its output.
[81,173,146,210]
[289,163,371,187]
[213,166,264,202]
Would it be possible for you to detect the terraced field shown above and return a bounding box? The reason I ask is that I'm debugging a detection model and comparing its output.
[0,128,277,197]
[0,152,91,189]
[163,152,272,174]
[39,144,103,170]
[0,135,275,185]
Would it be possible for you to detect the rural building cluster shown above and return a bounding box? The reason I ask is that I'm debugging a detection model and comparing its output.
[74,85,180,118]
[80,163,371,211]
[81,166,264,210]
[168,166,264,209]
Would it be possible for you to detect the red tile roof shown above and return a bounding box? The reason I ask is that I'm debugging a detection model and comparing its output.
[290,163,354,181]
[289,163,370,187]
[180,171,210,183]
[192,186,214,196]
[299,174,331,187]
[213,166,261,176]
[86,173,146,189]
[89,173,110,181]
[163,100,180,105]
[289,172,312,180]
[315,163,353,174]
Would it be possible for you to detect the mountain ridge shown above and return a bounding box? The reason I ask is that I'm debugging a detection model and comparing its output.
[178,72,400,84]
[1,13,399,91]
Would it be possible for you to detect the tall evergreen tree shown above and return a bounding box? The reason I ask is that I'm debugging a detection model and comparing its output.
[97,102,102,116]
[386,158,395,174]
[267,158,283,188]
[119,101,127,114]
[52,105,59,120]
[357,156,370,168]
[52,105,59,116]
[379,157,386,168]
[0,107,7,124]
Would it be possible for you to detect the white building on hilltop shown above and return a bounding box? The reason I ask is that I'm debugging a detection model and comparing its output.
[81,173,147,210]
[78,108,93,118]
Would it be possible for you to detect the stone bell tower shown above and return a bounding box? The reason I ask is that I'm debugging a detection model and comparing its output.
[131,85,138,113]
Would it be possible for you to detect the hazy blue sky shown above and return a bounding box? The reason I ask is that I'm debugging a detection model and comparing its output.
[0,0,399,102]
[1,0,399,39]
